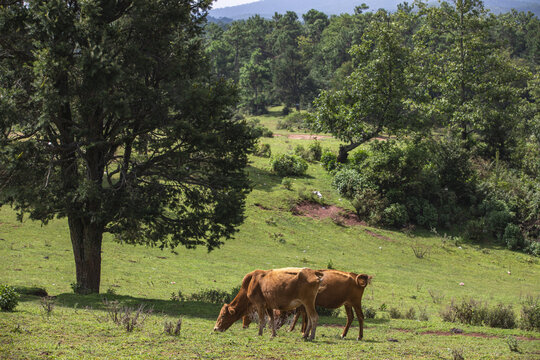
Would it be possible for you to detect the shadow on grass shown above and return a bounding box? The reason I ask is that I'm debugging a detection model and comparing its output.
[17,289,222,319]
[247,165,314,193]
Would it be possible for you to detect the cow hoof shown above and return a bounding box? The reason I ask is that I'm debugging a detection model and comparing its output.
[357,336,363,341]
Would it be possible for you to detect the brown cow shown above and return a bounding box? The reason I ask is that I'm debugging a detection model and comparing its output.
[290,269,372,340]
[214,267,322,340]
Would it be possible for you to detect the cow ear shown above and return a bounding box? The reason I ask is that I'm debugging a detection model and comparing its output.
[357,274,370,287]
[228,307,236,315]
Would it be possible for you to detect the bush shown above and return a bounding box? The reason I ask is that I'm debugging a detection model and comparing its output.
[441,298,488,326]
[0,285,19,312]
[254,143,271,158]
[405,307,416,320]
[276,112,307,131]
[520,296,540,331]
[281,178,293,190]
[503,224,525,250]
[480,198,513,240]
[189,287,241,304]
[321,151,338,171]
[270,154,308,177]
[381,203,409,228]
[332,168,369,199]
[389,307,402,319]
[351,188,386,224]
[485,304,516,329]
[362,305,377,319]
[316,306,340,317]
[525,241,540,256]
[307,141,322,162]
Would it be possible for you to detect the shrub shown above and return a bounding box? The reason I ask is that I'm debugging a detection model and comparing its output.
[270,154,308,177]
[503,224,525,250]
[277,112,307,131]
[405,307,416,320]
[281,178,293,190]
[0,285,19,312]
[307,141,322,162]
[349,149,369,167]
[164,318,182,336]
[254,143,271,158]
[351,188,386,224]
[389,307,402,319]
[480,198,513,240]
[441,298,488,326]
[464,219,487,241]
[316,306,340,317]
[363,305,377,319]
[332,168,368,199]
[520,296,540,331]
[485,304,516,329]
[381,203,409,228]
[525,241,540,256]
[321,151,338,171]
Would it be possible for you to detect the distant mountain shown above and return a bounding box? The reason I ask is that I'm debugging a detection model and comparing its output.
[209,0,540,20]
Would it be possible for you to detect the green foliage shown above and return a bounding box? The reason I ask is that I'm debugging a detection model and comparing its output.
[520,296,540,331]
[277,112,308,131]
[389,307,402,319]
[254,143,272,158]
[270,154,308,177]
[320,151,338,171]
[362,306,377,319]
[351,188,386,224]
[381,203,409,228]
[188,287,241,304]
[0,0,257,293]
[441,298,488,326]
[331,168,369,199]
[485,304,516,329]
[281,178,293,190]
[0,285,19,312]
[503,224,525,250]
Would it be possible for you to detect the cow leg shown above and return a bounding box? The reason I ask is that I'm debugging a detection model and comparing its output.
[303,304,318,341]
[353,304,364,341]
[267,308,277,337]
[242,315,251,329]
[341,305,354,338]
[289,309,300,332]
[256,306,266,336]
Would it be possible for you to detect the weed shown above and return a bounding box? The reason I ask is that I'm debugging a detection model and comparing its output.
[105,287,116,296]
[418,306,429,321]
[405,307,416,320]
[270,232,286,244]
[505,336,520,353]
[428,289,445,304]
[170,290,186,302]
[265,217,277,226]
[450,348,465,360]
[281,178,293,190]
[411,241,430,259]
[379,303,387,311]
[441,298,488,326]
[40,296,55,316]
[102,299,153,332]
[188,286,240,304]
[164,318,182,336]
[389,307,402,319]
[326,260,334,269]
[316,306,339,317]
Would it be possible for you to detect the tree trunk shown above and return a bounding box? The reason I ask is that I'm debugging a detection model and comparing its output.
[337,142,361,163]
[69,215,103,294]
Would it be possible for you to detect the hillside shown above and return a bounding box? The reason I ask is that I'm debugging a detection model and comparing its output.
[209,0,540,19]
[1,107,539,359]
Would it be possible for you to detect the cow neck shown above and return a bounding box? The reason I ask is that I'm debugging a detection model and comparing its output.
[230,289,250,316]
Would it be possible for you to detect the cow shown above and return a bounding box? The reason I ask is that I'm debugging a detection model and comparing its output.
[214,267,323,340]
[289,269,372,340]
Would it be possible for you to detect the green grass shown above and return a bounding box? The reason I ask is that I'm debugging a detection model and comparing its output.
[1,108,539,359]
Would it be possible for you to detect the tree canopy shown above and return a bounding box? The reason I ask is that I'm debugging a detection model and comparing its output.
[0,0,257,294]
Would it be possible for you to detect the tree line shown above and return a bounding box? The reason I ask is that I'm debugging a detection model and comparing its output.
[206,0,540,252]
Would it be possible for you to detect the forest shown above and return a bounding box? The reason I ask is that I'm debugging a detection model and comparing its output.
[205,0,540,253]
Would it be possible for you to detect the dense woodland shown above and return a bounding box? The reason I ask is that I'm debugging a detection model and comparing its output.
[205,0,540,254]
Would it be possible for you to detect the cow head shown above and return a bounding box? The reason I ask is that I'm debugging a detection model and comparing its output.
[356,274,373,287]
[214,303,239,332]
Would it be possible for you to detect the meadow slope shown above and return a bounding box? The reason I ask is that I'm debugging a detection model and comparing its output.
[1,108,539,359]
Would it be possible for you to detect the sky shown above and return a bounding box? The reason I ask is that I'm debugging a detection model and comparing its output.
[212,0,260,9]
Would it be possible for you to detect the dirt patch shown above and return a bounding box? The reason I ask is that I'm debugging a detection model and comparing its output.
[364,229,394,242]
[292,202,365,226]
[397,328,540,341]
[273,134,333,140]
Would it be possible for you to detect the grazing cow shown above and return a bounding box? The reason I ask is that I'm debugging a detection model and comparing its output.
[214,267,322,340]
[290,269,372,340]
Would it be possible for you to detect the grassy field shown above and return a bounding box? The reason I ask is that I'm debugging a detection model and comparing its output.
[1,108,539,359]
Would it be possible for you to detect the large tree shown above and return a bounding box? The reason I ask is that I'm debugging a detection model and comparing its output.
[0,0,256,294]
[310,9,421,162]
